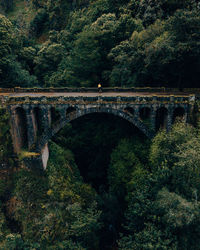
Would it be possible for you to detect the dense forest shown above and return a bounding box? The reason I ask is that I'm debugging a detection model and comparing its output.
[0,0,200,249]
[0,0,199,88]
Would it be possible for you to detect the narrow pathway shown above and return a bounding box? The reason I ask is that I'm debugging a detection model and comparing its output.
[0,92,194,97]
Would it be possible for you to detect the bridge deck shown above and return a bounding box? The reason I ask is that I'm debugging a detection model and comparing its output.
[0,92,194,97]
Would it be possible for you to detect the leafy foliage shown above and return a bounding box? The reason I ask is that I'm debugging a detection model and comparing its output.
[119,123,200,249]
[0,0,13,12]
[1,1,200,249]
[0,14,38,87]
[0,0,198,88]
[1,110,200,249]
[2,141,101,249]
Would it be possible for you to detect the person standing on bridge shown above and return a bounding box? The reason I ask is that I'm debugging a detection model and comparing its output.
[98,83,102,93]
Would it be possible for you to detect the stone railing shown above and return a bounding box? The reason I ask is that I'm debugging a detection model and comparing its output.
[0,87,200,93]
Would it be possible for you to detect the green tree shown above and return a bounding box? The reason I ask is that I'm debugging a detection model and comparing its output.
[0,0,13,12]
[0,204,9,244]
[30,8,48,37]
[48,13,142,87]
[119,123,200,249]
[108,138,144,196]
[10,141,101,248]
[34,42,64,85]
[32,0,46,9]
[127,0,192,26]
[0,14,38,87]
[109,9,200,88]
[0,109,14,167]
[108,20,164,86]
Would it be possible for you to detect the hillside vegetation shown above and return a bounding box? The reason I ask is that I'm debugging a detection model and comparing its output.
[1,1,200,249]
[0,0,199,88]
[1,111,200,249]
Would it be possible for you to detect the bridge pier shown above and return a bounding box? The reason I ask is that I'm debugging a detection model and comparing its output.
[58,106,67,121]
[41,105,51,132]
[10,107,28,153]
[150,108,156,132]
[134,106,140,120]
[167,107,173,132]
[25,107,36,150]
[10,109,21,153]
[183,108,189,123]
[41,143,49,170]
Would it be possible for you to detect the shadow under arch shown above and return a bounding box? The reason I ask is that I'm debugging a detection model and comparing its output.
[15,107,28,150]
[36,107,155,151]
[173,107,185,123]
[139,107,151,121]
[32,107,44,137]
[156,107,168,131]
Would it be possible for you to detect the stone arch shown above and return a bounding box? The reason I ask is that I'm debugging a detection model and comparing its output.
[156,107,168,131]
[50,107,61,127]
[36,107,154,151]
[14,107,28,150]
[124,107,134,116]
[139,107,151,121]
[139,107,151,129]
[66,106,77,118]
[32,107,43,137]
[173,107,185,123]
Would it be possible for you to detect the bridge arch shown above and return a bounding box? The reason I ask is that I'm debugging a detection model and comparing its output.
[32,107,43,137]
[36,107,154,151]
[139,107,151,121]
[173,106,186,123]
[50,107,61,127]
[14,107,28,151]
[124,107,134,116]
[66,106,77,118]
[156,107,168,131]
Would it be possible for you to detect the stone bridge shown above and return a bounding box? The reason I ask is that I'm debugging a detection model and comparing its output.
[0,88,196,169]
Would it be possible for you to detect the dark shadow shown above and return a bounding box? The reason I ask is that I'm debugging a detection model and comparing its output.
[51,113,150,250]
[66,107,77,119]
[50,107,61,127]
[139,107,151,129]
[15,107,28,149]
[33,107,43,136]
[139,107,151,120]
[173,107,185,123]
[53,113,148,191]
[156,107,168,131]
[124,107,134,116]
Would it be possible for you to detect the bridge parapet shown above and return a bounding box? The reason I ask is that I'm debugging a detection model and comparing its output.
[3,94,195,106]
[1,86,200,94]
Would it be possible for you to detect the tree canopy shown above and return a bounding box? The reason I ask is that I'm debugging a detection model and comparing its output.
[0,0,199,88]
[1,1,200,249]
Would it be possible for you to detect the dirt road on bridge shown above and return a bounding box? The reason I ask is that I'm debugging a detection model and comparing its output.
[0,92,194,97]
